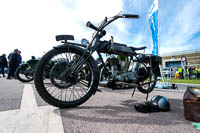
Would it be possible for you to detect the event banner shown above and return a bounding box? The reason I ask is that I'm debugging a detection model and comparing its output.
[148,0,159,55]
[199,56,200,64]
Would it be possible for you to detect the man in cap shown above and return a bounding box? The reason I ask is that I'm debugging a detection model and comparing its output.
[7,49,19,79]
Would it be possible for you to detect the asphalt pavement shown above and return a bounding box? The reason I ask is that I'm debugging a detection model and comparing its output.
[0,77,199,133]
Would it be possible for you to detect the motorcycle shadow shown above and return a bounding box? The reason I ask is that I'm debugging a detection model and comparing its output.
[60,98,188,126]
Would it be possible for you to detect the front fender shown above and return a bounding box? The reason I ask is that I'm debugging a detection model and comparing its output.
[19,63,29,68]
[54,42,86,50]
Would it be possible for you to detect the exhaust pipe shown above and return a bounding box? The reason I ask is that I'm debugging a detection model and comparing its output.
[100,80,137,89]
[99,80,109,87]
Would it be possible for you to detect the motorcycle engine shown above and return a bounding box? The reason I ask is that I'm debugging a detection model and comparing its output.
[106,57,149,83]
[107,57,137,82]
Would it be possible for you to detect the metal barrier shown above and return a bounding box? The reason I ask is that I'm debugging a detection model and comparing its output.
[159,64,200,89]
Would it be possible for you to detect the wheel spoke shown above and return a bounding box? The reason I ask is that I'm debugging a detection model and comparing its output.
[79,80,89,87]
[34,48,96,108]
[49,87,57,95]
[73,86,82,99]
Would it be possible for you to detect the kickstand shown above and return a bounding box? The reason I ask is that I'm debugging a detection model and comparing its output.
[131,88,136,97]
[131,88,149,101]
[96,88,102,92]
[146,92,149,101]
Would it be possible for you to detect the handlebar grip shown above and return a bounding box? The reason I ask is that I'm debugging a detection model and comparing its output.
[86,21,99,31]
[123,14,140,19]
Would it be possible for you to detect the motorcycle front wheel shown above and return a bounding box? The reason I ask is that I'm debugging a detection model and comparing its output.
[34,46,99,108]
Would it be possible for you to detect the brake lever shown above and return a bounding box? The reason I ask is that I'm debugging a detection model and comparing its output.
[105,17,107,22]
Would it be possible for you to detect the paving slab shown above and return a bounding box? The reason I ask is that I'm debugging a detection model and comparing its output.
[60,88,199,133]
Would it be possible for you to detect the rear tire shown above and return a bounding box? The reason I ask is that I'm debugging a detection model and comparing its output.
[137,72,157,94]
[15,65,34,82]
[34,46,99,108]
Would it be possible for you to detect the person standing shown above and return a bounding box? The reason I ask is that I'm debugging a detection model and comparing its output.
[7,49,19,79]
[14,50,22,79]
[188,67,193,79]
[0,54,8,77]
[178,67,184,79]
[17,50,22,68]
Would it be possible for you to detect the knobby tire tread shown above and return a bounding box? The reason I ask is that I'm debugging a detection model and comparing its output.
[34,47,99,108]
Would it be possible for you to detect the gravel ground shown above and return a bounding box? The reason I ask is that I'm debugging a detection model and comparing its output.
[0,77,198,133]
[60,88,199,133]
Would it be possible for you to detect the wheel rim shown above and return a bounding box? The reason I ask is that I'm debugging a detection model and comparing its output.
[18,66,33,80]
[139,73,157,91]
[41,51,94,103]
[24,67,34,79]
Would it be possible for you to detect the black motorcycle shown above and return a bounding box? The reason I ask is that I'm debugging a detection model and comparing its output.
[15,57,39,82]
[15,57,55,82]
[34,12,161,108]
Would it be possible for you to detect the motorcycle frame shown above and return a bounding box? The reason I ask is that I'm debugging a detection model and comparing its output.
[55,13,160,79]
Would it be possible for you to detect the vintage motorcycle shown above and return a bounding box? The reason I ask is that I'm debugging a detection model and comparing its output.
[15,57,55,82]
[15,57,39,82]
[34,12,161,108]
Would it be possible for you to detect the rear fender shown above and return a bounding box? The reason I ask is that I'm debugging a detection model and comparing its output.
[151,56,162,77]
[20,63,29,68]
[153,65,161,77]
[142,55,162,76]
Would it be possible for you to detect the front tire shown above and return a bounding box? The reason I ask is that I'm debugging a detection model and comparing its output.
[34,46,99,108]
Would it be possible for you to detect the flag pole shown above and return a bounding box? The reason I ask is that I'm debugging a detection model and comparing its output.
[158,0,159,56]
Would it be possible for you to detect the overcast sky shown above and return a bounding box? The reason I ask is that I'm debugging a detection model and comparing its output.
[0,0,199,61]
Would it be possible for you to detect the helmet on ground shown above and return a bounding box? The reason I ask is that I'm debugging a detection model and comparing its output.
[150,95,170,111]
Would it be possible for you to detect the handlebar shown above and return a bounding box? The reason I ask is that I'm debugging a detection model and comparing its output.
[86,13,139,40]
[86,21,99,31]
[86,13,139,31]
[122,14,140,19]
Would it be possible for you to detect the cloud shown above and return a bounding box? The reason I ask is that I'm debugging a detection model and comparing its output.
[0,0,78,60]
[159,0,200,54]
[0,0,124,61]
[58,0,129,42]
[0,0,199,60]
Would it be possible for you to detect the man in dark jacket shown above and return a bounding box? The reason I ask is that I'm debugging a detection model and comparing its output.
[0,54,8,77]
[17,50,22,68]
[7,49,19,79]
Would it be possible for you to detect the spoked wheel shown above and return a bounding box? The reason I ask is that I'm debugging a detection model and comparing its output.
[34,46,99,108]
[137,72,157,94]
[15,65,34,82]
[99,64,110,81]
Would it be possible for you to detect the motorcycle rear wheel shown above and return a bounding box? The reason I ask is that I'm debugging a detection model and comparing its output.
[137,73,157,94]
[15,65,34,82]
[34,46,99,108]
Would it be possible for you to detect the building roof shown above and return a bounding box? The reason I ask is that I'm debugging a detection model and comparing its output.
[161,49,200,57]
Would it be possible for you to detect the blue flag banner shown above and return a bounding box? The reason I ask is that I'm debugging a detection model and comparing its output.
[199,56,200,64]
[148,0,159,55]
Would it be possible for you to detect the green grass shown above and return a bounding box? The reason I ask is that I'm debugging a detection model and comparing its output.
[160,78,200,84]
